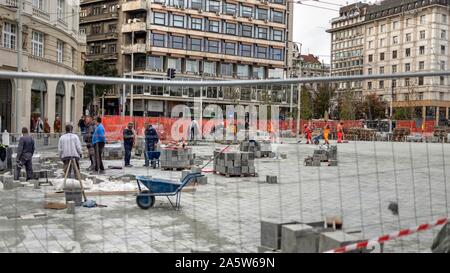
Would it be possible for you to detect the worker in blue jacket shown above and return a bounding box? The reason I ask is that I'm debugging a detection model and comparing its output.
[92,117,106,173]
[144,124,159,167]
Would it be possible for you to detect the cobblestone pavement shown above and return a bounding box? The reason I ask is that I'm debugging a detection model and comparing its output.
[1,140,449,253]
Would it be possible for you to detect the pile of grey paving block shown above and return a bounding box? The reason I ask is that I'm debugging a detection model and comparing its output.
[305,145,338,167]
[213,150,256,176]
[240,141,272,158]
[160,147,194,170]
[259,218,374,253]
[266,175,278,184]
[181,167,208,185]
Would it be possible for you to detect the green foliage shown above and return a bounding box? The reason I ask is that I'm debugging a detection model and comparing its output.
[313,85,334,119]
[300,86,313,120]
[362,93,387,120]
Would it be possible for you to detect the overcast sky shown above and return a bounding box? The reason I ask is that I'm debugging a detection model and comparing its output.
[293,0,361,64]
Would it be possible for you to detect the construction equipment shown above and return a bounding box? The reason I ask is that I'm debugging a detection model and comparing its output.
[63,158,87,205]
[135,172,203,210]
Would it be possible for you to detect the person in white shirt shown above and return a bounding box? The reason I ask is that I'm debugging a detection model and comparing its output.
[58,124,82,179]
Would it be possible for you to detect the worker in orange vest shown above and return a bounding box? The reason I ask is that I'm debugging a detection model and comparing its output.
[337,122,344,143]
[323,124,330,145]
[304,124,312,144]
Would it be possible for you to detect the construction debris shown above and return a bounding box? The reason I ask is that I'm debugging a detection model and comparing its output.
[44,202,67,210]
[213,150,256,177]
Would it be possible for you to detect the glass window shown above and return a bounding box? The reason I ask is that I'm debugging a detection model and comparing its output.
[237,65,249,78]
[154,12,166,25]
[186,60,199,73]
[191,17,202,30]
[272,10,284,23]
[2,22,16,49]
[242,25,252,37]
[241,44,252,57]
[226,23,236,35]
[203,61,216,76]
[56,40,64,63]
[406,48,411,57]
[419,46,425,55]
[221,63,233,76]
[405,63,410,72]
[209,1,220,12]
[392,36,398,44]
[392,50,397,59]
[258,27,268,39]
[190,38,202,51]
[392,65,397,73]
[419,61,425,70]
[379,52,385,61]
[242,6,253,18]
[31,31,44,57]
[32,0,45,10]
[168,58,182,71]
[171,36,184,49]
[272,48,283,60]
[420,30,426,39]
[258,8,268,20]
[173,15,184,28]
[441,30,447,39]
[152,33,165,47]
[224,42,235,55]
[273,29,283,41]
[209,20,219,32]
[191,0,202,10]
[224,3,236,15]
[208,40,219,53]
[57,0,65,21]
[406,33,411,42]
[253,67,264,79]
[257,46,267,58]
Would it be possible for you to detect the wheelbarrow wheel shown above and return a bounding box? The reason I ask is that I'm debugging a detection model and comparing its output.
[136,190,155,210]
[314,139,320,145]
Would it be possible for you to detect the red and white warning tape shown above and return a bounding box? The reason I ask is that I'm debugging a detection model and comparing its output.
[324,217,448,253]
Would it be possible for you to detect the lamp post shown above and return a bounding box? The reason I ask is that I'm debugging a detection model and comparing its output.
[130,28,135,117]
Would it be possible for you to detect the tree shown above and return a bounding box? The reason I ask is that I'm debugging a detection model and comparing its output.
[313,85,334,119]
[362,93,387,120]
[337,91,357,120]
[83,60,118,113]
[299,86,313,120]
[393,107,414,120]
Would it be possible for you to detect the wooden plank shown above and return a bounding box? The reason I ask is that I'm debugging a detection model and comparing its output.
[44,187,197,198]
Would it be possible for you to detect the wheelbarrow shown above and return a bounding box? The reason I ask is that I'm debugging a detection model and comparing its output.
[313,133,323,145]
[146,151,161,169]
[135,172,203,210]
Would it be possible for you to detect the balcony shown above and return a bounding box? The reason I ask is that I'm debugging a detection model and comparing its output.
[121,21,147,33]
[122,43,147,54]
[80,12,119,24]
[87,32,119,42]
[86,52,119,61]
[122,0,147,12]
[80,0,111,4]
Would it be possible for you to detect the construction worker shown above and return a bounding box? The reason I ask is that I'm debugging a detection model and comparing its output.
[83,116,96,171]
[323,124,330,145]
[58,124,82,180]
[304,124,312,144]
[144,124,159,167]
[92,117,106,174]
[123,122,135,168]
[337,122,344,143]
[15,127,35,181]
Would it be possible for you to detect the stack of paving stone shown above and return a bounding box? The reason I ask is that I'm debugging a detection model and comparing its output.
[239,141,272,158]
[160,147,194,170]
[393,128,411,142]
[213,150,256,177]
[433,127,450,142]
[304,145,337,167]
[346,128,376,141]
[103,143,124,160]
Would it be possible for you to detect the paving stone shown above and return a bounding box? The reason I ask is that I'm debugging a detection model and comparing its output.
[281,224,318,253]
[260,218,299,249]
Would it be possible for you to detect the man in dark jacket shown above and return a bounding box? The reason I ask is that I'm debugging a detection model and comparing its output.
[123,122,135,167]
[144,124,159,167]
[83,116,96,171]
[15,127,35,181]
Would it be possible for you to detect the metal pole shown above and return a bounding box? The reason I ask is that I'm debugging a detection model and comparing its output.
[130,30,134,117]
[15,0,23,133]
[390,84,394,132]
[92,84,96,116]
[296,84,301,141]
[102,93,105,117]
[122,83,126,116]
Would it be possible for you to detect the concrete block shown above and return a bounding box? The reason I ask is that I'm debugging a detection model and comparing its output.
[66,201,75,214]
[257,245,279,253]
[261,219,299,249]
[269,152,277,158]
[328,160,338,166]
[312,160,321,167]
[255,151,262,158]
[266,175,278,184]
[31,180,40,189]
[318,231,360,253]
[181,170,190,180]
[281,224,318,253]
[19,177,26,182]
[2,175,14,190]
[197,176,208,185]
[280,153,287,159]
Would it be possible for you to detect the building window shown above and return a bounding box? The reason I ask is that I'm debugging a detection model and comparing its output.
[203,62,216,76]
[392,21,398,30]
[391,65,397,74]
[442,14,447,23]
[190,38,202,51]
[56,40,64,63]
[226,23,236,35]
[168,58,181,71]
[406,18,411,27]
[405,78,410,86]
[224,42,235,55]
[368,54,373,62]
[92,24,101,34]
[57,0,65,21]
[71,47,75,68]
[392,50,397,59]
[32,0,45,10]
[237,65,249,78]
[173,15,184,28]
[368,68,372,75]
[191,0,202,10]
[441,45,446,55]
[379,66,384,74]
[258,8,268,20]
[147,56,163,70]
[391,80,397,88]
[224,3,236,16]
[152,33,165,47]
[419,61,424,70]
[108,44,116,53]
[191,17,202,30]
[420,15,426,24]
[406,48,411,57]
[242,6,253,18]
[2,22,16,49]
[186,60,199,73]
[221,63,233,76]
[154,12,166,25]
[368,82,372,90]
[392,36,398,44]
[241,44,252,57]
[368,41,373,49]
[418,77,424,86]
[440,77,445,86]
[419,46,425,55]
[379,38,384,47]
[257,46,268,59]
[441,61,446,71]
[242,25,252,37]
[380,24,385,33]
[273,29,283,41]
[379,81,384,89]
[209,1,220,12]
[406,33,411,42]
[209,20,219,32]
[379,52,385,61]
[272,48,283,60]
[208,40,219,53]
[171,36,184,49]
[253,67,264,79]
[31,31,44,57]
[420,30,426,40]
[405,63,410,72]
[258,27,268,39]
[272,10,284,23]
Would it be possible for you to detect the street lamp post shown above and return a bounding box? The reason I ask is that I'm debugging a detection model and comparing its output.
[130,29,134,117]
[15,0,23,133]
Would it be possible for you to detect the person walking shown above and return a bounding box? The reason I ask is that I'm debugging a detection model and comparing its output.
[78,115,86,134]
[43,117,51,146]
[58,124,82,180]
[54,116,62,136]
[15,127,35,181]
[304,124,312,144]
[92,117,106,173]
[323,124,330,145]
[144,124,159,167]
[123,122,135,167]
[337,122,344,144]
[83,116,96,171]
[189,118,199,142]
[35,117,44,138]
